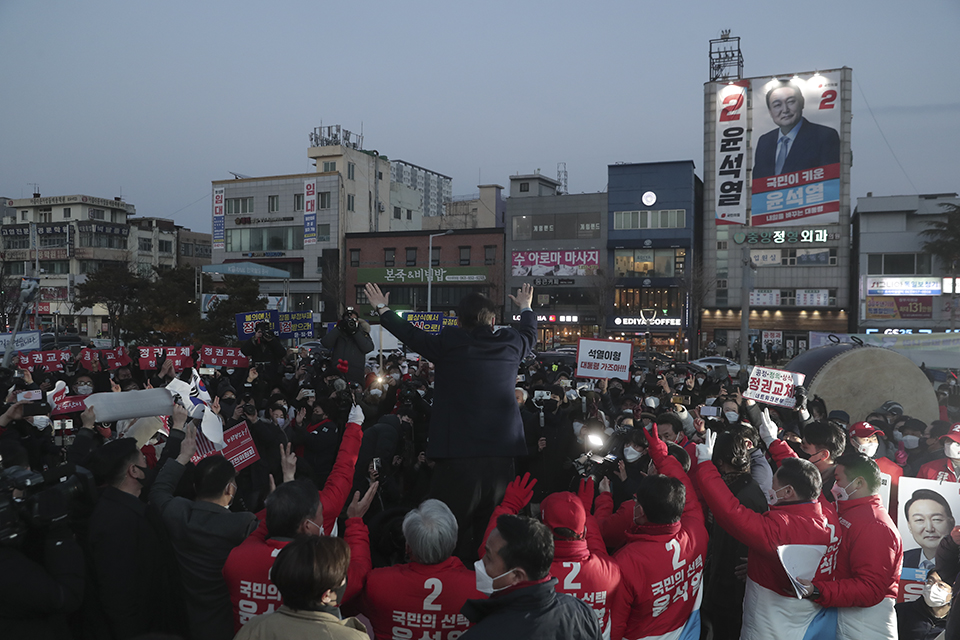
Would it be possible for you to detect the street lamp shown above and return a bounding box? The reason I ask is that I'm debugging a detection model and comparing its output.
[427,229,453,312]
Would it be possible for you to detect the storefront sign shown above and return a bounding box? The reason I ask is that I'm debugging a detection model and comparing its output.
[761,331,783,344]
[733,228,836,245]
[511,250,600,277]
[613,316,681,327]
[750,249,781,266]
[303,179,317,246]
[743,366,805,408]
[866,277,942,296]
[865,296,933,320]
[796,289,830,307]
[358,267,488,284]
[212,187,225,250]
[533,277,576,286]
[575,338,633,379]
[749,289,781,306]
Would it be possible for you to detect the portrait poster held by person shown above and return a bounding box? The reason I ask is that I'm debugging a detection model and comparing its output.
[321,308,374,385]
[364,281,537,562]
[901,488,956,575]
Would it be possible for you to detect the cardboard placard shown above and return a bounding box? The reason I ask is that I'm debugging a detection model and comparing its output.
[896,477,960,603]
[137,346,195,371]
[400,311,444,334]
[742,366,805,408]
[18,349,71,372]
[191,423,260,472]
[575,338,633,379]
[199,346,250,368]
[235,309,280,341]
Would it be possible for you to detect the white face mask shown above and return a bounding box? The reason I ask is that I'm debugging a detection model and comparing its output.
[766,485,790,506]
[275,417,286,428]
[633,375,642,384]
[945,441,960,460]
[856,441,879,458]
[902,435,921,450]
[924,583,951,607]
[644,397,660,409]
[623,446,642,462]
[32,415,51,429]
[474,559,516,595]
[830,479,857,502]
[725,411,740,423]
[76,383,94,396]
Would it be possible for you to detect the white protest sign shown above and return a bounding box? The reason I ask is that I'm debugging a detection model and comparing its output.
[0,331,41,354]
[742,366,805,408]
[575,338,632,379]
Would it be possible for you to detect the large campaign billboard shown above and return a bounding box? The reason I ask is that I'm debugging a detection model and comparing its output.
[749,71,843,227]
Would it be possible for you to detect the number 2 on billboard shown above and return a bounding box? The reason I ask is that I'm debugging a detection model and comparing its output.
[819,90,837,110]
[719,93,744,121]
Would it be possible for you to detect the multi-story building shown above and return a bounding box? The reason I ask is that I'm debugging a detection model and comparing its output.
[852,192,960,334]
[423,184,505,230]
[504,173,606,348]
[607,161,703,357]
[128,217,179,275]
[390,159,452,218]
[345,228,504,317]
[177,228,213,269]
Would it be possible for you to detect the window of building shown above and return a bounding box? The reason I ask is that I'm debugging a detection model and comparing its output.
[318,224,331,242]
[520,182,530,192]
[613,209,686,230]
[79,233,127,249]
[181,243,194,256]
[356,285,369,305]
[39,261,70,275]
[378,171,383,180]
[294,193,304,211]
[513,216,532,241]
[866,253,931,275]
[5,236,29,249]
[89,208,106,220]
[484,245,496,265]
[613,248,684,277]
[406,209,412,220]
[268,195,279,212]
[406,248,417,266]
[431,247,440,266]
[459,246,471,266]
[6,262,25,275]
[322,161,337,172]
[196,244,211,258]
[614,287,681,316]
[225,198,254,214]
[347,195,355,212]
[139,238,153,252]
[348,163,356,180]
[39,234,66,248]
[717,241,728,250]
[319,192,331,209]
[350,249,360,267]
[62,207,71,219]
[158,240,173,253]
[224,227,305,252]
[384,248,395,267]
[394,206,401,220]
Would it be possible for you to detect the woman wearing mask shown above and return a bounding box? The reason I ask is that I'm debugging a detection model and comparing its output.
[895,570,950,640]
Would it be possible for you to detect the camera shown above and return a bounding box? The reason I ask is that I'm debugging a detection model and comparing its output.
[0,464,97,544]
[255,321,275,340]
[571,426,632,482]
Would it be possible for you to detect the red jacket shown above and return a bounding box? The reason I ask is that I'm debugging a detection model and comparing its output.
[610,435,708,640]
[594,493,633,553]
[917,458,960,483]
[875,456,903,524]
[358,557,481,640]
[812,494,902,607]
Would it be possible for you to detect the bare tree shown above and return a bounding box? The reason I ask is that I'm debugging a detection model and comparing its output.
[320,255,346,320]
[591,268,620,339]
[675,257,715,358]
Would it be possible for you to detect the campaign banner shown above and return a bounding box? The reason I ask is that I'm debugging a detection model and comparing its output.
[278,311,314,339]
[715,80,750,225]
[78,347,132,371]
[442,316,458,328]
[896,477,960,602]
[137,346,195,371]
[400,312,443,334]
[511,250,600,277]
[190,423,261,472]
[303,179,317,246]
[235,309,281,341]
[213,187,225,250]
[866,296,933,320]
[742,366,805,408]
[575,338,633,379]
[18,349,71,372]
[0,331,41,354]
[866,277,942,297]
[199,346,250,368]
[51,395,89,417]
[750,70,843,227]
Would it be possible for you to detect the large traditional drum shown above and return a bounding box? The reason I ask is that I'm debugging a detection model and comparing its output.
[784,341,939,424]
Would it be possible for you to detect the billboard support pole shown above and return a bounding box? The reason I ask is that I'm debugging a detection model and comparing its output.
[739,248,755,366]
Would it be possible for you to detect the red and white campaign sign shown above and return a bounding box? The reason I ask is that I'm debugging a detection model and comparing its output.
[18,349,71,372]
[199,345,250,368]
[742,366,805,408]
[137,346,195,371]
[190,423,260,472]
[575,338,633,380]
[51,396,89,416]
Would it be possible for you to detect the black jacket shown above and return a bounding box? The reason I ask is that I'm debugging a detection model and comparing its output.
[460,578,601,640]
[321,321,374,384]
[895,598,947,640]
[380,309,537,459]
[753,117,841,179]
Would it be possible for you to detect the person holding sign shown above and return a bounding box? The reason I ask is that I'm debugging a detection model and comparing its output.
[795,452,902,640]
[364,282,537,562]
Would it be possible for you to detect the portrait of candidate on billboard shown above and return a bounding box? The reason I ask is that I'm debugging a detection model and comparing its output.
[752,78,840,179]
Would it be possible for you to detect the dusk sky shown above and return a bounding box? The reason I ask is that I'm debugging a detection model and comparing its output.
[2,1,957,233]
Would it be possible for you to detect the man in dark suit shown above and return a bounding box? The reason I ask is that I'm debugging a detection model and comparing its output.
[364,281,536,561]
[753,80,840,179]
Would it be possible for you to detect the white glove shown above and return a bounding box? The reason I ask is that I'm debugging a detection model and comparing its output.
[696,429,716,465]
[348,403,365,425]
[758,408,778,446]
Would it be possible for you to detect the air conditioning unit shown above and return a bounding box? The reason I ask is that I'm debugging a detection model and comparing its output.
[377,202,385,213]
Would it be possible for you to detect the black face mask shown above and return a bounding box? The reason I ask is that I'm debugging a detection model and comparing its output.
[787,441,811,460]
[542,400,559,413]
[315,579,348,615]
[609,388,622,400]
[133,464,149,486]
[220,399,237,418]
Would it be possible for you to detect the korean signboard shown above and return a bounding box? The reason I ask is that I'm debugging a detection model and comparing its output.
[137,346,195,371]
[733,228,836,245]
[866,277,942,297]
[743,366,805,408]
[865,296,933,320]
[303,179,317,246]
[750,70,843,227]
[234,309,281,341]
[796,289,829,306]
[399,312,443,334]
[0,331,41,354]
[749,289,781,306]
[511,250,600,277]
[199,346,251,368]
[278,311,314,339]
[715,80,750,225]
[357,267,488,284]
[750,249,781,267]
[191,423,261,473]
[575,338,633,379]
[213,187,225,250]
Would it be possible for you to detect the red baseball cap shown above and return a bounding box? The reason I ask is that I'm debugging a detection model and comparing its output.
[540,492,586,536]
[849,422,883,439]
[940,424,960,445]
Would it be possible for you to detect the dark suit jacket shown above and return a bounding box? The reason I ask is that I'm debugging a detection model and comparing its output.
[151,459,258,640]
[379,310,537,459]
[752,117,840,179]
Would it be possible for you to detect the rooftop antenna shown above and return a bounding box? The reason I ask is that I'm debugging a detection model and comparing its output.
[228,171,253,179]
[708,31,744,81]
[557,162,568,195]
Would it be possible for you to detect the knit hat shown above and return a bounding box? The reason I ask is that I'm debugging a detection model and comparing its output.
[540,492,586,536]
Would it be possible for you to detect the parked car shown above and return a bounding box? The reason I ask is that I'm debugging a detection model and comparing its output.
[689,356,742,376]
[297,341,332,358]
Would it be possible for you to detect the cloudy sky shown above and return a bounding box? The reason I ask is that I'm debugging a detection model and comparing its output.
[1,0,957,233]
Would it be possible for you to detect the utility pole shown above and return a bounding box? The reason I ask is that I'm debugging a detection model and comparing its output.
[739,247,756,365]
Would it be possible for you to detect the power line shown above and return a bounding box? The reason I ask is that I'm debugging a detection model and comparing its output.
[855,75,919,195]
[167,191,211,218]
